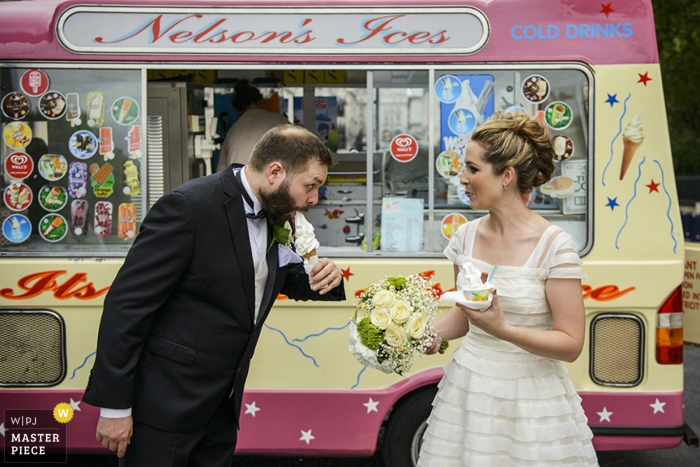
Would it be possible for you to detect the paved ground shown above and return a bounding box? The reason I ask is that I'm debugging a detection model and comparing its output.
[66,344,700,467]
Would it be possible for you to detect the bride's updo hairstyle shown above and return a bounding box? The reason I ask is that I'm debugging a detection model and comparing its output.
[470,111,555,194]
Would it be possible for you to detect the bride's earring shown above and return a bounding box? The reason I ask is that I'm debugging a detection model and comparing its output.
[503,184,508,191]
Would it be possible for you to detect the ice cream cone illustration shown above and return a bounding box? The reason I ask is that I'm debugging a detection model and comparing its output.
[620,113,644,180]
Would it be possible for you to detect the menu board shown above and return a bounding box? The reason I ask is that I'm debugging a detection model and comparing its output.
[380,197,424,253]
[0,68,143,255]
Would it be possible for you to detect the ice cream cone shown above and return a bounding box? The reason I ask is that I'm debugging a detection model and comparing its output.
[620,136,642,180]
[304,249,317,261]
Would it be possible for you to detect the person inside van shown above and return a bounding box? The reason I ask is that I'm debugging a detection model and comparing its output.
[216,80,289,171]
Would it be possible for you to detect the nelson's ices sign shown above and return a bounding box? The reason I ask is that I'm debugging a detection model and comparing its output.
[57,6,490,55]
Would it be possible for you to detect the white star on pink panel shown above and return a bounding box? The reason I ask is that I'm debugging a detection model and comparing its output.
[363,397,379,413]
[650,398,666,414]
[244,401,261,417]
[300,429,315,444]
[597,407,613,423]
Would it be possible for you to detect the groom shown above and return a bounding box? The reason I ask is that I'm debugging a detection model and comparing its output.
[83,124,345,466]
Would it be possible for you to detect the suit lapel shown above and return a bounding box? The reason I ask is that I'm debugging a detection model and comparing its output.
[222,167,256,321]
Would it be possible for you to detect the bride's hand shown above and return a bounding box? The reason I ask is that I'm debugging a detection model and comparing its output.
[424,334,443,355]
[460,289,508,339]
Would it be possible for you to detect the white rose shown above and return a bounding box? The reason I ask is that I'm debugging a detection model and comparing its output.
[370,307,392,329]
[385,324,408,347]
[372,290,397,309]
[355,309,370,322]
[390,300,414,324]
[407,313,429,339]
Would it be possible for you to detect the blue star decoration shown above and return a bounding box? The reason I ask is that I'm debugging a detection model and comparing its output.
[606,197,620,210]
[605,94,619,107]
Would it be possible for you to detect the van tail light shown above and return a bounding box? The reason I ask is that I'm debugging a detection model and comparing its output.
[656,285,683,364]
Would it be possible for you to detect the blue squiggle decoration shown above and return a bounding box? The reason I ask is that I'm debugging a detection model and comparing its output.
[70,351,96,380]
[264,324,320,367]
[292,321,351,343]
[615,156,645,249]
[351,365,367,391]
[654,159,678,254]
[602,92,631,187]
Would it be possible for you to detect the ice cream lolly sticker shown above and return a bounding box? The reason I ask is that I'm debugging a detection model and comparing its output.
[126,125,142,158]
[4,152,34,180]
[522,75,550,103]
[544,101,573,130]
[38,185,68,212]
[39,91,67,120]
[435,75,462,104]
[68,161,88,198]
[112,97,139,125]
[3,213,31,244]
[38,154,68,181]
[66,92,82,127]
[436,150,464,178]
[86,91,106,128]
[552,135,574,162]
[39,213,67,243]
[2,92,30,120]
[3,122,32,149]
[4,182,32,211]
[123,160,141,196]
[70,199,88,236]
[94,201,113,236]
[540,176,575,199]
[69,130,97,159]
[99,127,115,160]
[118,203,137,240]
[21,69,50,97]
[441,213,468,240]
[448,108,477,135]
[90,162,114,198]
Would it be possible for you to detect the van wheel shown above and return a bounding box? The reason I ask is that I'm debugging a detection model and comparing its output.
[381,385,438,467]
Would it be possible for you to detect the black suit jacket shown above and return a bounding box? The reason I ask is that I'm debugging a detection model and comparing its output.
[83,167,345,432]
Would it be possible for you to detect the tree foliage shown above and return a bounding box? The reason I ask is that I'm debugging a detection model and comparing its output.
[653,0,700,174]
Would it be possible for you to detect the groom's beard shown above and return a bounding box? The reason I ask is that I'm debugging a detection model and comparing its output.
[259,179,308,226]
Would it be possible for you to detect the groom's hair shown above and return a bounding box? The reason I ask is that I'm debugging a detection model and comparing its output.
[248,124,334,176]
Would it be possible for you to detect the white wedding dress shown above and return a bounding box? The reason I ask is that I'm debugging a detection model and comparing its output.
[418,218,598,466]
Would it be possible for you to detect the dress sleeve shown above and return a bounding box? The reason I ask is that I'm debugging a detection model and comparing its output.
[443,222,469,265]
[546,229,587,280]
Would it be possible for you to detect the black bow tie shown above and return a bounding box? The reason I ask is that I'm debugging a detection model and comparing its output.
[234,168,267,219]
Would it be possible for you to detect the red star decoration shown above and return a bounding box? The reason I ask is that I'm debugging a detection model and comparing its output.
[646,179,660,193]
[341,267,354,281]
[600,3,614,17]
[637,72,652,86]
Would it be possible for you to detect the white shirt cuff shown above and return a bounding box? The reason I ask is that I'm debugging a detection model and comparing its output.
[100,407,132,418]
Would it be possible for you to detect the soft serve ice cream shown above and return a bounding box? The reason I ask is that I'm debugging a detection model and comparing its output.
[458,262,493,302]
[620,113,644,180]
[294,212,320,273]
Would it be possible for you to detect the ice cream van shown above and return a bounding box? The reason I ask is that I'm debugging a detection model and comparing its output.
[0,0,697,464]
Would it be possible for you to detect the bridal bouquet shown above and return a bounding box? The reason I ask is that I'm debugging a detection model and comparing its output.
[348,275,449,376]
